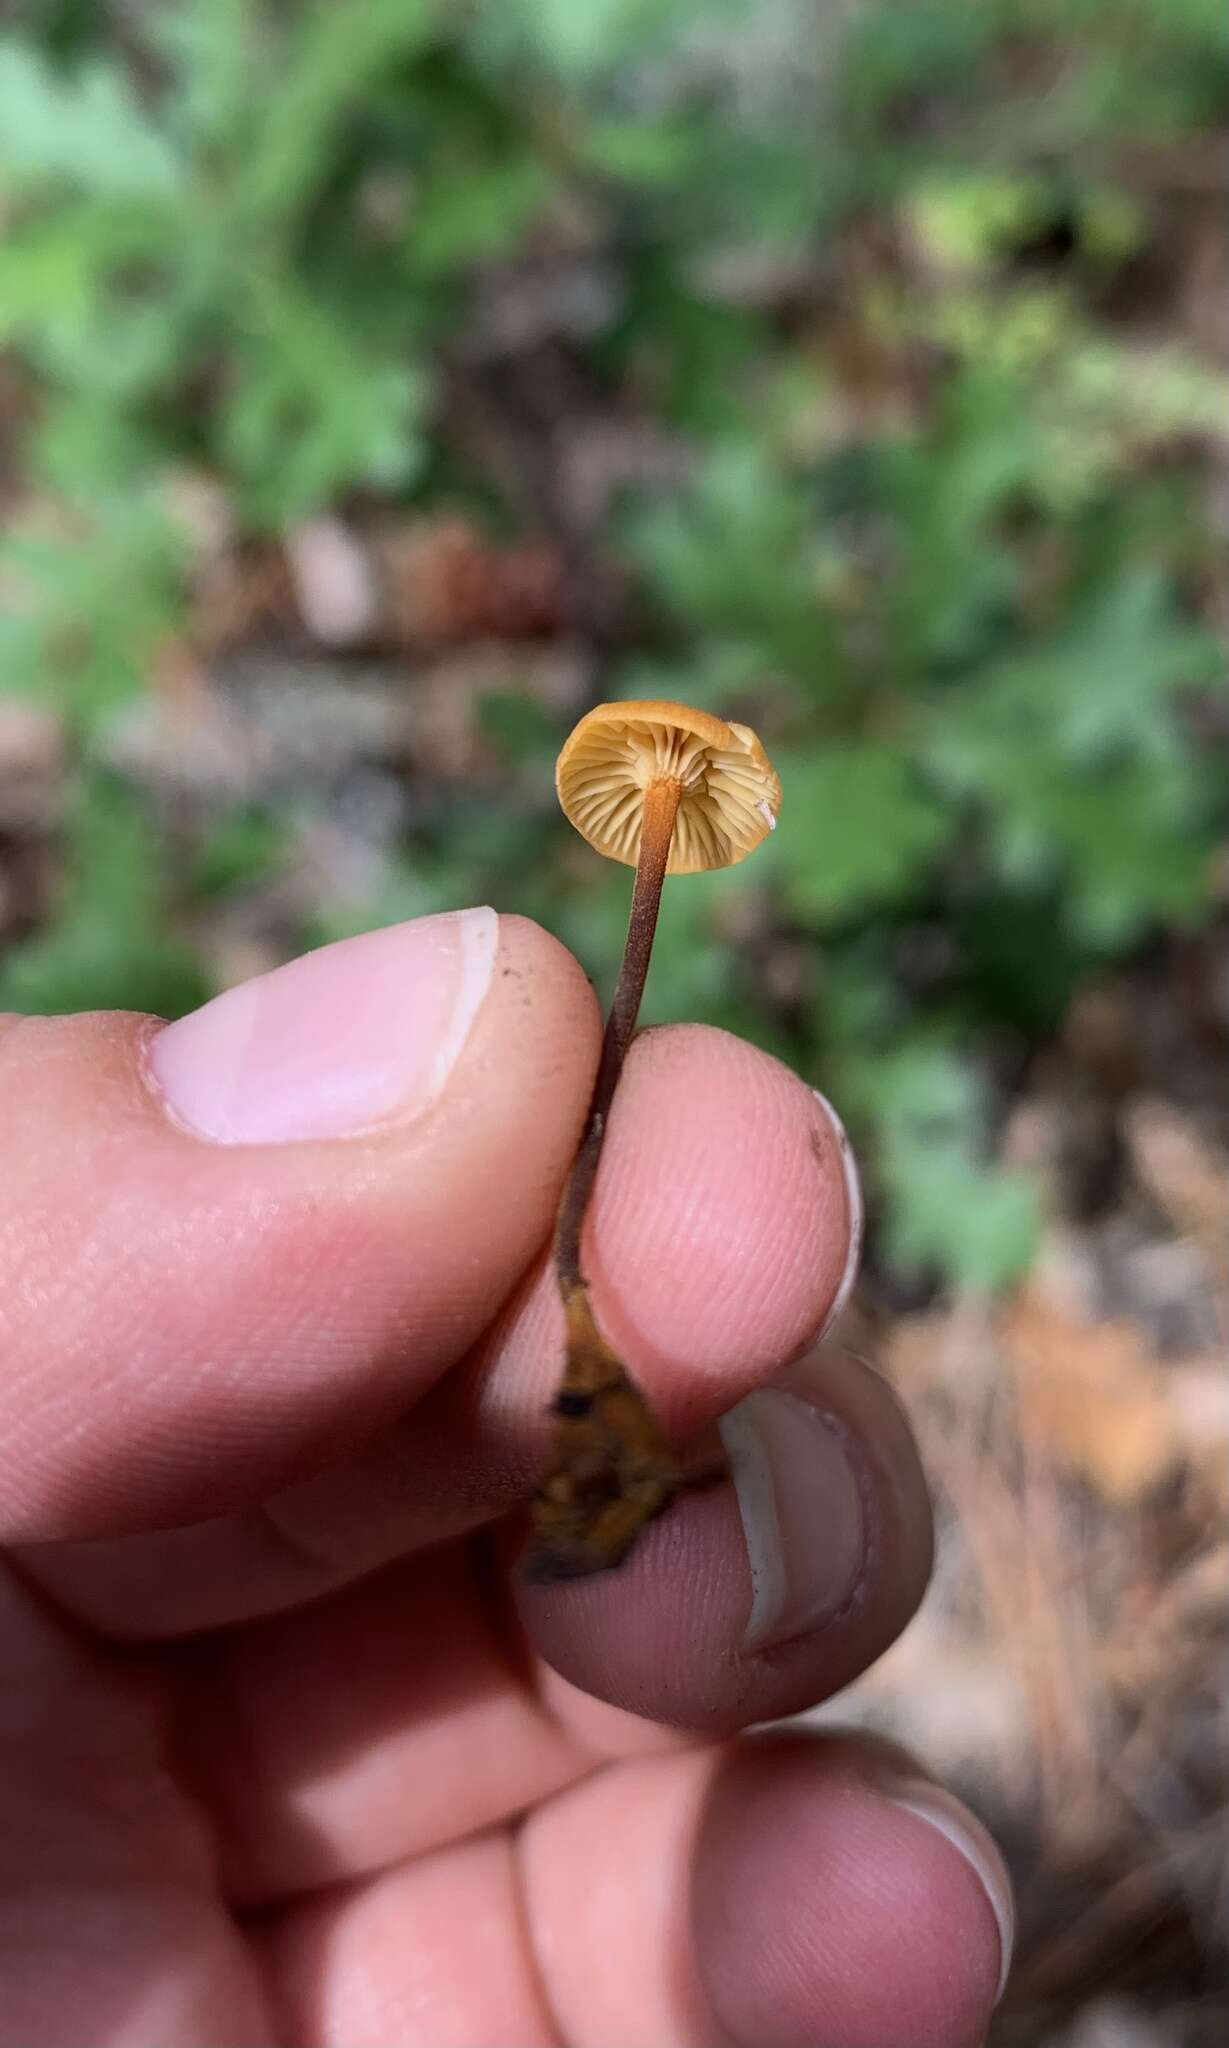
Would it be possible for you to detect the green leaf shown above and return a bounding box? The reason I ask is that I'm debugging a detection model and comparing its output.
[219,284,427,525]
[0,207,106,344]
[889,365,1038,667]
[1000,756,1217,946]
[147,0,259,152]
[921,570,1224,943]
[582,116,701,188]
[0,775,210,1018]
[849,1040,1041,1294]
[0,487,186,732]
[889,1151,1041,1295]
[477,690,557,762]
[775,745,951,919]
[486,0,720,79]
[412,158,549,271]
[237,0,439,231]
[628,444,847,690]
[0,39,182,199]
[193,806,289,898]
[967,573,1221,764]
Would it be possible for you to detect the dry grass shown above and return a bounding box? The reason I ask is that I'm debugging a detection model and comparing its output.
[821,1082,1227,2046]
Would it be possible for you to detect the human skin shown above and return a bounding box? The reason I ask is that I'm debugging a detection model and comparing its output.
[0,911,1012,2047]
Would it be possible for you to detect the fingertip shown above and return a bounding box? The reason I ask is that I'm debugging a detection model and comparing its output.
[586,1025,858,1427]
[519,1344,932,1734]
[517,1733,1007,2048]
[487,912,601,1050]
[693,1735,1009,2048]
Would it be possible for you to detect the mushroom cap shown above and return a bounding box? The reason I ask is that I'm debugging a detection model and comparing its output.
[556,699,781,875]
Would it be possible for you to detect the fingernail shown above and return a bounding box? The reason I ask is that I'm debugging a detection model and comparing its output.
[874,1775,1015,2002]
[719,1376,866,1654]
[149,909,498,1143]
[813,1089,863,1341]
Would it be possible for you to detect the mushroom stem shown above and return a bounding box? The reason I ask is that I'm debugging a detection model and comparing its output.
[554,774,681,1294]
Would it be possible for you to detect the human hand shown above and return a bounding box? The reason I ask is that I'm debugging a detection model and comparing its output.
[1,910,1012,2047]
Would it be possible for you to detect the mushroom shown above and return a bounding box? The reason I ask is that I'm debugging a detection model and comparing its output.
[524,700,782,1582]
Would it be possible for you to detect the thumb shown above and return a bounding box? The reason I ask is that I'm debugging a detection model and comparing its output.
[0,911,597,1541]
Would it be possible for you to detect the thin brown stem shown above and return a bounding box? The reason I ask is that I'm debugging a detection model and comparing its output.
[554,776,681,1294]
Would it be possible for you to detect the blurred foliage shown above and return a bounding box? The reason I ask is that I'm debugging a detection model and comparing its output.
[1,0,1226,1292]
[0,774,211,1018]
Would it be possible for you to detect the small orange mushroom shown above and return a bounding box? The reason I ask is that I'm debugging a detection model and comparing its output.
[555,699,780,874]
[523,701,781,1583]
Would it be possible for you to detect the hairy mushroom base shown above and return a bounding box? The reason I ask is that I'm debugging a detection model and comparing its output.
[524,1285,680,1582]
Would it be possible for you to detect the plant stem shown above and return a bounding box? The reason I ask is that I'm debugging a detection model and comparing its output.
[554,775,681,1295]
